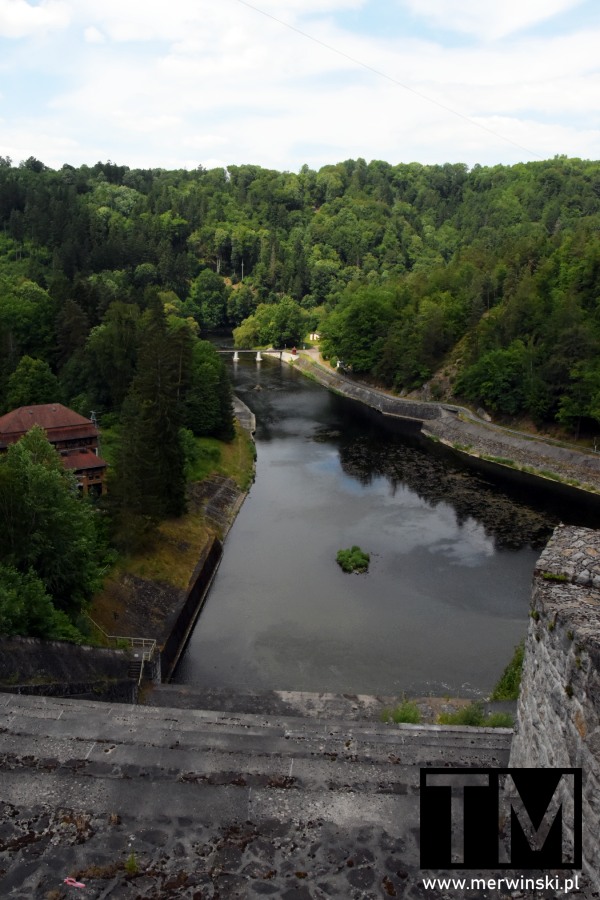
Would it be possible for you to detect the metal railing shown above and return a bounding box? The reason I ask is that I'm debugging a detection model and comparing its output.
[86,615,157,686]
[122,637,157,662]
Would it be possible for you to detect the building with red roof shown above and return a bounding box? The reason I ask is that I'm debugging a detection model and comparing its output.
[0,403,108,495]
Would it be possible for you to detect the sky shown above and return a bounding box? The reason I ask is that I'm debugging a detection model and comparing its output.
[1,0,600,173]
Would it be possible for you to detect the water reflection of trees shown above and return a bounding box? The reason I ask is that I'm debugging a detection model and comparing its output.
[338,437,554,549]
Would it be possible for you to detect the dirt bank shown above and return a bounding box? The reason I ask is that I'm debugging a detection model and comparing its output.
[89,405,256,673]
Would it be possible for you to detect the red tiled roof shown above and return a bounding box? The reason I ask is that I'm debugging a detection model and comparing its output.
[0,404,98,448]
[41,426,97,443]
[61,449,108,472]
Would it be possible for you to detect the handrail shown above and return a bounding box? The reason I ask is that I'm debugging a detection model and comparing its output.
[85,615,157,665]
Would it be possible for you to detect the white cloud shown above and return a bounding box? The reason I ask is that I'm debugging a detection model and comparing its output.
[401,0,585,40]
[1,0,600,170]
[0,0,70,38]
[182,134,229,151]
[73,0,363,41]
[83,25,104,43]
[0,120,79,163]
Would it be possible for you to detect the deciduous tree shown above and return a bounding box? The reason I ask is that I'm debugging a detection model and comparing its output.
[0,426,104,617]
[5,356,60,410]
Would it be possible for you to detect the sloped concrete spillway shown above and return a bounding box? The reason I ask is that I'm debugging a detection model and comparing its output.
[174,355,573,698]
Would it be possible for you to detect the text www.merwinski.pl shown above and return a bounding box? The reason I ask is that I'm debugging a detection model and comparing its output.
[421,874,580,893]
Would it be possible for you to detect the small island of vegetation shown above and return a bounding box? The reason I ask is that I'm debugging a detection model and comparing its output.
[336,545,370,573]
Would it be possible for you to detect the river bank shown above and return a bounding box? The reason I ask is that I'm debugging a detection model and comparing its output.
[175,355,547,698]
[89,408,256,679]
[279,350,600,497]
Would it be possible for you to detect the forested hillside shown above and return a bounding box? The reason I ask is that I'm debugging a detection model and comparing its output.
[1,154,600,435]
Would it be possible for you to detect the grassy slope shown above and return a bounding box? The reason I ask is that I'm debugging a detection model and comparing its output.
[89,423,255,635]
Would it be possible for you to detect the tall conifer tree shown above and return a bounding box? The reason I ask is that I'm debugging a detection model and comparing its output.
[116,298,191,519]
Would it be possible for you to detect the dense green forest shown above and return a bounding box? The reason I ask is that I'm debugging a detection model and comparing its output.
[1,152,600,640]
[1,153,599,435]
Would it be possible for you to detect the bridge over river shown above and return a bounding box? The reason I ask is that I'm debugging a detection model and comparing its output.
[216,348,293,362]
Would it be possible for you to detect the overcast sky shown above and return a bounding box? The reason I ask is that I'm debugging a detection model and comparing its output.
[1,0,600,173]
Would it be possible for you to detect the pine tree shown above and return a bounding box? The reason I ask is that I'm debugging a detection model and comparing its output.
[115,299,191,520]
[183,340,235,440]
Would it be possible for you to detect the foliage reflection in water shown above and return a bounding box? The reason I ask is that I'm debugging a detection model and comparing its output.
[174,357,566,698]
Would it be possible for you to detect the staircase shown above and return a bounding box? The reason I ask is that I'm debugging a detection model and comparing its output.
[0,689,515,899]
[127,657,144,682]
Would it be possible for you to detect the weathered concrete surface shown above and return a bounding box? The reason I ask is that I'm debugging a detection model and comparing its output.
[511,526,600,894]
[143,684,393,718]
[289,355,442,422]
[0,637,130,686]
[187,474,247,538]
[0,637,135,703]
[143,683,515,727]
[233,394,256,435]
[0,691,545,899]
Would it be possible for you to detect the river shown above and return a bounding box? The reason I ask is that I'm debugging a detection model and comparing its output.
[174,355,568,698]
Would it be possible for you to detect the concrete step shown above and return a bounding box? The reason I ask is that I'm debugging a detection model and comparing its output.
[0,715,511,772]
[144,683,393,719]
[0,732,422,797]
[0,766,417,848]
[0,692,517,899]
[1,690,513,738]
[0,724,507,795]
[127,661,143,680]
[144,684,517,728]
[0,692,511,767]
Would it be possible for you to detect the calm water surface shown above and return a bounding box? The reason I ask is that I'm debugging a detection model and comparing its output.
[175,357,559,697]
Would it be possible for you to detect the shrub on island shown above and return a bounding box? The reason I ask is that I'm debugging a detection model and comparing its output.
[336,545,370,573]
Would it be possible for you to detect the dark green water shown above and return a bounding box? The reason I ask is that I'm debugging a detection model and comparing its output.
[174,356,562,698]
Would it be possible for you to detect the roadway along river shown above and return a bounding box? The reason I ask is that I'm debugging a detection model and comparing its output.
[174,355,575,698]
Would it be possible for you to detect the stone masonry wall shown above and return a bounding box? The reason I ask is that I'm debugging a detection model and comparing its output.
[510,525,600,889]
[289,351,600,494]
[294,357,442,421]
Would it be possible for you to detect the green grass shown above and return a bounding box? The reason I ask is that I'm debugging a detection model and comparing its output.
[541,571,568,582]
[381,699,421,724]
[125,852,138,875]
[490,640,524,701]
[182,422,256,491]
[100,421,255,491]
[451,442,473,452]
[218,423,256,490]
[185,439,222,482]
[485,712,515,727]
[539,469,562,481]
[481,454,516,467]
[90,421,256,630]
[438,702,513,728]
